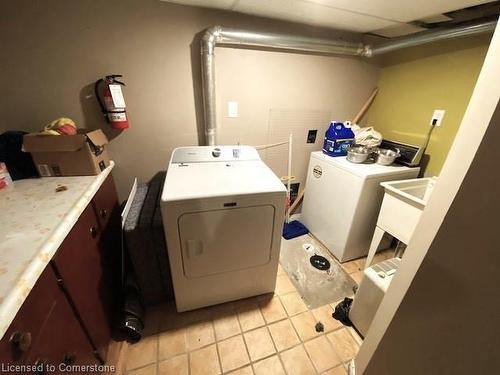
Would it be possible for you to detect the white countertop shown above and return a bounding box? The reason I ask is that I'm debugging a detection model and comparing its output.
[0,162,115,340]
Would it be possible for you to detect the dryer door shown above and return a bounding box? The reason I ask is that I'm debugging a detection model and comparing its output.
[178,205,275,278]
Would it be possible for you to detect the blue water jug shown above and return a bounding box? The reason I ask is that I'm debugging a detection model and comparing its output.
[322,121,355,157]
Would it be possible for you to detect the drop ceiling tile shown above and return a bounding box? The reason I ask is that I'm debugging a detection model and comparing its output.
[160,0,494,33]
[371,23,428,38]
[418,14,454,23]
[304,0,494,23]
[234,0,399,32]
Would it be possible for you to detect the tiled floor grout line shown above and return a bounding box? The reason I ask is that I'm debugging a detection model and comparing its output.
[155,333,159,375]
[211,318,224,375]
[186,351,192,375]
[234,304,254,374]
[302,341,321,374]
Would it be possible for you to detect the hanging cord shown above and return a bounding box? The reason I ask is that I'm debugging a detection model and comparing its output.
[94,78,106,118]
[422,121,437,153]
[253,137,293,222]
[254,140,289,150]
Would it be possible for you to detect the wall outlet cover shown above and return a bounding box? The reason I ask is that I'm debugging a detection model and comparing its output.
[228,101,238,118]
[430,109,445,126]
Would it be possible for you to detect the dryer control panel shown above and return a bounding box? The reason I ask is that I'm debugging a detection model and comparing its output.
[171,146,260,163]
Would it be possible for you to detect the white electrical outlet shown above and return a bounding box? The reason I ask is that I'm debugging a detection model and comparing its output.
[228,101,238,118]
[430,109,445,126]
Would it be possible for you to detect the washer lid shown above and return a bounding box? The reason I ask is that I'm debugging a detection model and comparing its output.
[162,159,286,202]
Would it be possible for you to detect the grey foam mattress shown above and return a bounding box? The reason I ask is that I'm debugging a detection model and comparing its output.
[124,172,173,305]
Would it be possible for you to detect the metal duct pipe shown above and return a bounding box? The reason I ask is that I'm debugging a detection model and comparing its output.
[200,20,497,145]
[200,26,369,145]
[371,20,497,55]
[215,27,368,56]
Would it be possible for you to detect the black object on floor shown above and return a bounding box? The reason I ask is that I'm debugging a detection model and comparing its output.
[121,269,145,342]
[332,297,353,326]
[310,254,330,271]
[315,322,325,333]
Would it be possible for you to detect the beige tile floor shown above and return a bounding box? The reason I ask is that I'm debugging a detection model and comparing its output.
[124,249,394,375]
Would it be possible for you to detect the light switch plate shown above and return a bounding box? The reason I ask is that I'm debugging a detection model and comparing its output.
[228,101,238,118]
[430,109,445,126]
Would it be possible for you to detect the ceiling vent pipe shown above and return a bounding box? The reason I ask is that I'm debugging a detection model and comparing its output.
[201,20,496,145]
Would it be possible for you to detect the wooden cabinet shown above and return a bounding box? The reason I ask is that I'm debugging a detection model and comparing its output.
[51,203,113,361]
[91,174,119,230]
[0,267,97,374]
[0,174,120,369]
[52,174,120,361]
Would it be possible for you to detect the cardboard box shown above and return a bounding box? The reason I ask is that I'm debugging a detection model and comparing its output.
[23,130,110,176]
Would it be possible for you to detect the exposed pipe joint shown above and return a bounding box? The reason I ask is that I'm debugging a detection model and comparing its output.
[201,26,222,55]
[200,20,496,145]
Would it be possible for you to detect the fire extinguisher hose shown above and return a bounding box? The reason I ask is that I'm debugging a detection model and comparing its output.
[94,78,106,119]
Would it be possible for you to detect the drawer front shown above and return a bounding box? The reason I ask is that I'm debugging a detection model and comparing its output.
[91,174,119,229]
[52,204,112,360]
[0,267,58,365]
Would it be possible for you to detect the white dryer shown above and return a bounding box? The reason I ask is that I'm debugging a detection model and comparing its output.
[161,146,286,312]
[301,152,419,262]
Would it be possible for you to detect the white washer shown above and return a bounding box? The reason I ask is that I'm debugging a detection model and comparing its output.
[301,152,419,262]
[161,146,286,312]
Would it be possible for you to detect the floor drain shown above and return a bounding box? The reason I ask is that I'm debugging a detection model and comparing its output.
[310,254,330,271]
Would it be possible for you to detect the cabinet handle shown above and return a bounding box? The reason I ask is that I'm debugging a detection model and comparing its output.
[99,208,108,219]
[9,331,32,352]
[63,352,77,365]
[89,226,98,238]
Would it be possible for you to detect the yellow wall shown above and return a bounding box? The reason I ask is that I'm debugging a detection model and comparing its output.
[367,35,491,176]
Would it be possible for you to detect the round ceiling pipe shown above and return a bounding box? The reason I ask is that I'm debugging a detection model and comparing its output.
[200,20,497,146]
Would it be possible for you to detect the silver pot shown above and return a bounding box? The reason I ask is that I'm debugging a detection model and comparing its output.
[346,145,371,163]
[374,148,400,165]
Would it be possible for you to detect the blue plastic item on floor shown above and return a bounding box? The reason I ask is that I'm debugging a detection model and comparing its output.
[322,121,355,157]
[283,220,309,240]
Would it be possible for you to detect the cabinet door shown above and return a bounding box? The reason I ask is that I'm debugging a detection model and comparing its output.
[0,267,97,374]
[0,268,57,366]
[25,270,98,373]
[92,174,121,301]
[91,175,119,229]
[52,204,112,361]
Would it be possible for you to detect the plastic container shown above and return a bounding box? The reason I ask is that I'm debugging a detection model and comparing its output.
[0,162,13,189]
[322,121,355,157]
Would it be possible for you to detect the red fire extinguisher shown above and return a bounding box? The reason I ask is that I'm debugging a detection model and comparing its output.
[94,74,129,129]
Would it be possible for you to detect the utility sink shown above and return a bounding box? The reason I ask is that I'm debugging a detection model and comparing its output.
[365,177,438,268]
[380,177,438,210]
